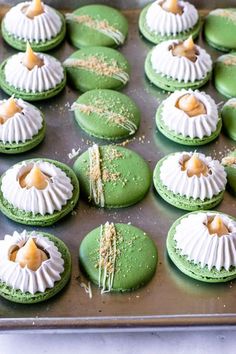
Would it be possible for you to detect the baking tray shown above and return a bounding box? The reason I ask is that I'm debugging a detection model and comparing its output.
[0,0,236,333]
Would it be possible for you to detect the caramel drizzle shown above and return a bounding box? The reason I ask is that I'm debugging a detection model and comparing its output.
[66,13,125,45]
[88,144,105,207]
[98,222,117,293]
[71,102,137,135]
[63,57,129,84]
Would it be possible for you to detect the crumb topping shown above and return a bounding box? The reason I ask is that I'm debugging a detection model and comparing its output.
[222,155,236,166]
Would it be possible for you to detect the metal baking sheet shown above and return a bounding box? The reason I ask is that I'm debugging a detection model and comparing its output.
[0,1,236,333]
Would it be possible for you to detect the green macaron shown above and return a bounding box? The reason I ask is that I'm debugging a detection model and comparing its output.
[139,3,201,45]
[1,10,66,52]
[221,99,236,140]
[64,46,130,92]
[79,223,158,292]
[66,4,128,48]
[145,49,211,92]
[0,159,80,227]
[204,9,236,52]
[73,145,151,208]
[222,150,236,196]
[0,232,72,304]
[167,211,236,283]
[72,89,140,140]
[153,154,225,211]
[214,53,236,98]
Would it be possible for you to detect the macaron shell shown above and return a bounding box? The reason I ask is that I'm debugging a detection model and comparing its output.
[1,10,66,52]
[79,223,158,291]
[139,4,201,45]
[0,159,80,226]
[224,150,236,196]
[204,9,236,52]
[73,145,151,208]
[214,54,236,98]
[67,4,128,48]
[222,102,236,141]
[73,89,140,140]
[0,232,72,304]
[153,155,224,211]
[65,46,130,92]
[167,211,236,283]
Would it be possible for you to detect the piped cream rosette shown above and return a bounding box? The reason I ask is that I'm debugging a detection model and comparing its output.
[1,161,73,215]
[146,0,198,36]
[161,90,219,138]
[0,230,64,294]
[174,212,236,271]
[0,97,43,144]
[151,39,212,83]
[3,1,62,43]
[160,152,227,200]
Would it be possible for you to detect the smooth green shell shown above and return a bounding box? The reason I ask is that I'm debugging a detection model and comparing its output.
[79,223,158,292]
[223,150,236,196]
[221,100,236,141]
[214,53,236,98]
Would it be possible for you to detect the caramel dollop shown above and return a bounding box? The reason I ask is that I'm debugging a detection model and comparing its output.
[176,94,206,117]
[22,42,44,70]
[25,0,44,19]
[20,165,49,190]
[162,0,183,15]
[172,36,198,62]
[0,96,22,124]
[182,154,209,177]
[207,215,229,237]
[11,238,48,271]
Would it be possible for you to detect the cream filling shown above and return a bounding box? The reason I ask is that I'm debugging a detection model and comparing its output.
[1,161,73,215]
[151,40,212,83]
[146,0,198,36]
[0,98,43,144]
[3,2,62,43]
[4,53,64,93]
[174,212,236,271]
[161,90,219,138]
[0,230,64,294]
[160,152,227,200]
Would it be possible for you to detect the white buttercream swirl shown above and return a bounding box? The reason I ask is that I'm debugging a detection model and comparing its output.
[161,90,219,138]
[3,2,62,43]
[4,53,64,93]
[151,40,212,83]
[1,161,73,215]
[0,99,43,144]
[0,230,64,294]
[146,0,198,36]
[160,152,227,200]
[174,212,236,271]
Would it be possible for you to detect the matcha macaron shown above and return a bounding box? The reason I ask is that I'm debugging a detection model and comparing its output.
[79,222,157,292]
[145,36,212,92]
[73,144,151,208]
[167,211,236,283]
[153,151,227,211]
[1,0,66,52]
[204,9,236,52]
[139,0,201,45]
[64,46,130,92]
[0,230,71,304]
[221,98,236,140]
[71,89,140,140]
[156,89,221,146]
[0,159,80,226]
[66,4,128,48]
[214,53,236,98]
[222,150,236,196]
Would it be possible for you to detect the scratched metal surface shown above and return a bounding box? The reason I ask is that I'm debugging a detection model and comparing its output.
[0,1,235,332]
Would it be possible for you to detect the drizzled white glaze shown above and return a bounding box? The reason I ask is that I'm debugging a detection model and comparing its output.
[146,0,198,36]
[0,99,43,144]
[1,161,73,215]
[161,90,219,138]
[160,152,227,200]
[151,40,212,83]
[4,53,64,93]
[0,230,64,294]
[174,212,236,271]
[3,2,62,43]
